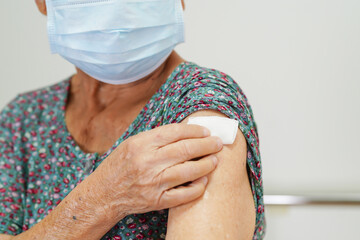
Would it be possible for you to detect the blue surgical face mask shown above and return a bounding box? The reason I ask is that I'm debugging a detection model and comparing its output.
[45,0,185,84]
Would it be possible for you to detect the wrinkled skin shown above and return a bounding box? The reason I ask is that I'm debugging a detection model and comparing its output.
[95,123,223,218]
[3,123,222,240]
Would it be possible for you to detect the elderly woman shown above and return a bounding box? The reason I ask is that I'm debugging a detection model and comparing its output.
[0,0,265,239]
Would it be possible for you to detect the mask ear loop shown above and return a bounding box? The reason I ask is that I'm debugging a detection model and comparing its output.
[175,0,185,43]
[45,0,58,53]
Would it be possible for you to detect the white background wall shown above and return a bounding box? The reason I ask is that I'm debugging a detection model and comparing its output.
[1,0,359,239]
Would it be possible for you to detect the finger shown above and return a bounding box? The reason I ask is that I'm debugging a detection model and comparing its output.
[158,176,208,209]
[140,123,211,147]
[160,155,218,190]
[157,136,223,167]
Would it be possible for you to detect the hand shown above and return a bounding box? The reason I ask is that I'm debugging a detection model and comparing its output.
[94,123,223,220]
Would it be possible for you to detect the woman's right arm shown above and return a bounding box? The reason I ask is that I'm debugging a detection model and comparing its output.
[1,155,118,239]
[0,123,223,240]
[3,164,126,240]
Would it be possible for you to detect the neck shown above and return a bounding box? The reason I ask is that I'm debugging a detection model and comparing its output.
[68,51,184,110]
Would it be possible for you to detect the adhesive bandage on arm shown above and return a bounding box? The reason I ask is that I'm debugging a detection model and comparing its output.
[187,116,239,145]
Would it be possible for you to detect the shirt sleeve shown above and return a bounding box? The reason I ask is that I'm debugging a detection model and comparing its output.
[0,98,26,235]
[163,70,265,236]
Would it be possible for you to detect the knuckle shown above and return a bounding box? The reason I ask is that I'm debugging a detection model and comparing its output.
[185,160,209,179]
[176,166,190,181]
[154,132,163,142]
[155,127,170,143]
[172,122,181,129]
[154,123,182,143]
[125,137,139,153]
[122,144,150,171]
[157,171,169,190]
[161,168,178,187]
[158,190,171,208]
[180,141,193,159]
[171,123,183,137]
[118,142,133,162]
[128,138,150,158]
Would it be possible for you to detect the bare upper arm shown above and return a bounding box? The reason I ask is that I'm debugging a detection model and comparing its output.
[166,110,256,240]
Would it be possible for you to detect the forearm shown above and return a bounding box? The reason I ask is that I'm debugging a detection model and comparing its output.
[11,169,125,240]
[0,234,14,240]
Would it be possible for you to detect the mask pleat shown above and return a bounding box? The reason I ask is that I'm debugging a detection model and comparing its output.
[64,47,174,83]
[49,23,179,54]
[50,0,177,35]
[53,36,179,64]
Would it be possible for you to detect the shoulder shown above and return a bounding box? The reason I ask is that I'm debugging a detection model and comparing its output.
[164,63,265,236]
[0,80,69,124]
[170,62,246,101]
[15,79,69,114]
[165,62,256,130]
[0,79,70,139]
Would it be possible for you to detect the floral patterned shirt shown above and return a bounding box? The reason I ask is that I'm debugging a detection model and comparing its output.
[0,62,265,239]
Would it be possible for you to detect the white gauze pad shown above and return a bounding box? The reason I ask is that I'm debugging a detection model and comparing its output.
[187,116,239,145]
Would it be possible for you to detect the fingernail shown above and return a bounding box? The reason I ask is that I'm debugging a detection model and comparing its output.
[203,127,211,137]
[201,176,208,185]
[211,155,218,166]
